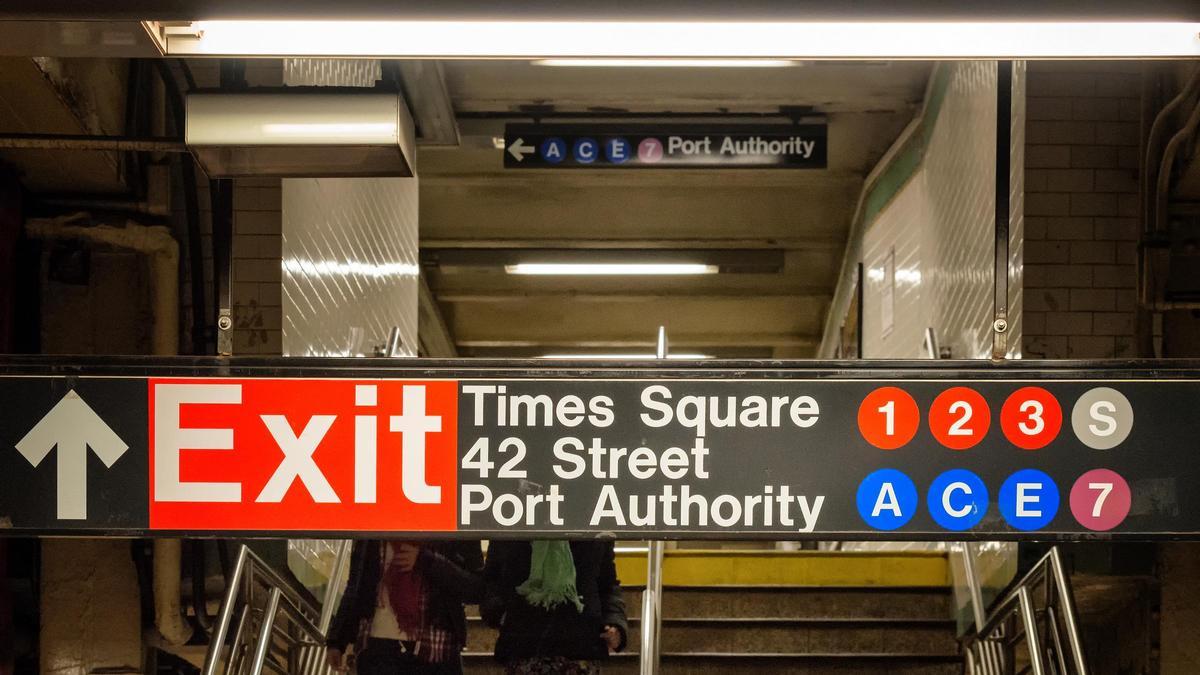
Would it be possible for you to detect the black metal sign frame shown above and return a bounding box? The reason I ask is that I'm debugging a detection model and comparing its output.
[1,355,1198,541]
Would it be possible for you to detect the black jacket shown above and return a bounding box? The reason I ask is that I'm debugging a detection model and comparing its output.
[481,541,628,662]
[326,541,485,653]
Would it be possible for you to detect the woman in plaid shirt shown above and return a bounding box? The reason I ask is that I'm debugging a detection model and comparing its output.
[326,541,484,675]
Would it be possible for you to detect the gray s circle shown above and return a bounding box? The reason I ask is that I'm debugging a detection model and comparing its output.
[1071,387,1133,450]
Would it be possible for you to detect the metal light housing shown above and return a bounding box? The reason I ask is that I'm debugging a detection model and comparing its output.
[185,90,416,177]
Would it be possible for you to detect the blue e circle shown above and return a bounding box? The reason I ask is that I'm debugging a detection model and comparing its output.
[999,469,1059,531]
[605,137,631,164]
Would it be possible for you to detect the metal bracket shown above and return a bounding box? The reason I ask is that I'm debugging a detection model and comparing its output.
[992,61,1014,361]
[217,309,233,356]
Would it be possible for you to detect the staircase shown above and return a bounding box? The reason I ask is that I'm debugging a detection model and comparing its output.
[464,549,961,674]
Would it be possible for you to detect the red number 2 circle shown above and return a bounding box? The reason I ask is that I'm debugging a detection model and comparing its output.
[929,387,990,450]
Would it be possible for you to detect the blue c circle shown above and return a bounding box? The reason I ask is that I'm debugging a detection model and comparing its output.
[927,469,988,531]
[856,469,918,531]
[573,137,599,164]
[999,469,1059,531]
[540,137,567,164]
[605,137,631,164]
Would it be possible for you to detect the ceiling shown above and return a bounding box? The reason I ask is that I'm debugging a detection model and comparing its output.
[419,59,931,357]
[0,46,931,358]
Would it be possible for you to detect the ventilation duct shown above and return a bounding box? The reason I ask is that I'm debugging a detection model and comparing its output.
[185,91,416,177]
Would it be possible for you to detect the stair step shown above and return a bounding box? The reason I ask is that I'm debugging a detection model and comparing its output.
[615,550,950,588]
[466,586,954,622]
[465,617,958,655]
[630,585,953,620]
[462,652,963,674]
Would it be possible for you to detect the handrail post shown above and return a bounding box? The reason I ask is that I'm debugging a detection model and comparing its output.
[248,588,283,675]
[1050,547,1089,674]
[639,327,668,675]
[317,540,352,634]
[202,544,249,675]
[961,542,988,632]
[640,541,664,675]
[1017,587,1045,675]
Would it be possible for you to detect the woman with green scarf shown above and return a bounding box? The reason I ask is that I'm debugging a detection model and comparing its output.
[482,540,628,674]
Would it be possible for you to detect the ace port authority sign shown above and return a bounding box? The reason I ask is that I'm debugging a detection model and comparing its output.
[0,356,1194,540]
[503,124,827,170]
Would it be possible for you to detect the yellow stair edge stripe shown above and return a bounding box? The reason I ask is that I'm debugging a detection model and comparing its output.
[614,550,950,588]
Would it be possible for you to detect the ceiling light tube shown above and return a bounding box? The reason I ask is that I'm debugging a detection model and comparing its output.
[538,354,713,360]
[532,58,799,67]
[505,263,719,275]
[160,21,1200,59]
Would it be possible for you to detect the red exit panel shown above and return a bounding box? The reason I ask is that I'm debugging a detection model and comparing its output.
[147,378,458,532]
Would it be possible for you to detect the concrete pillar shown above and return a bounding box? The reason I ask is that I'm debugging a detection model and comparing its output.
[39,539,141,675]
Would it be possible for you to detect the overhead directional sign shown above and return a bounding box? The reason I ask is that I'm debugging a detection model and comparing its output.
[503,124,827,169]
[0,357,1194,540]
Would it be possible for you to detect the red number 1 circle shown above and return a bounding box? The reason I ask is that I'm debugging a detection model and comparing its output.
[929,387,990,450]
[858,387,920,450]
[1000,386,1062,449]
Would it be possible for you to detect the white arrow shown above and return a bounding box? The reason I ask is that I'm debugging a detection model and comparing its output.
[15,389,129,520]
[507,138,535,162]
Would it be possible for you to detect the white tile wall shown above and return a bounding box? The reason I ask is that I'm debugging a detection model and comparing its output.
[279,59,419,358]
[281,178,420,357]
[862,61,1024,360]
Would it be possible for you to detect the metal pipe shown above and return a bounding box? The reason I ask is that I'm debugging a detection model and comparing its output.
[1156,95,1200,236]
[152,539,192,646]
[202,545,249,675]
[639,328,668,675]
[1145,66,1200,235]
[960,543,988,632]
[192,540,213,634]
[227,604,252,675]
[0,132,187,152]
[249,588,283,675]
[317,540,352,634]
[1050,548,1088,674]
[1017,587,1045,675]
[1044,606,1070,675]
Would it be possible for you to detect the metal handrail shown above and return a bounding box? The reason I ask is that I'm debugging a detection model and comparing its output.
[201,545,340,675]
[962,546,1088,675]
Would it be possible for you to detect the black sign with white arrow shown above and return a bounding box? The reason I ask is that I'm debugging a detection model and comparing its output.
[503,123,828,169]
[0,377,147,530]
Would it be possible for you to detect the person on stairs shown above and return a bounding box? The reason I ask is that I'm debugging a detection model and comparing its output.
[482,540,628,675]
[326,541,484,675]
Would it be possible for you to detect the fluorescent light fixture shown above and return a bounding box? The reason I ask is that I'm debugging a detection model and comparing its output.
[505,263,719,275]
[158,21,1200,58]
[260,122,397,138]
[532,58,798,67]
[538,354,713,360]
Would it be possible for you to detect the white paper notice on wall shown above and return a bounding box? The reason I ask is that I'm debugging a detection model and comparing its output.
[881,247,895,337]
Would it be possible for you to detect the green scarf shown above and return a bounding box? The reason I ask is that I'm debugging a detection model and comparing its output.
[516,541,584,613]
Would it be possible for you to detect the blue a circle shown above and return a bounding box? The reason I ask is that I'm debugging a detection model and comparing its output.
[605,138,631,164]
[856,469,918,531]
[573,137,599,164]
[999,469,1059,531]
[927,469,988,531]
[540,137,567,164]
